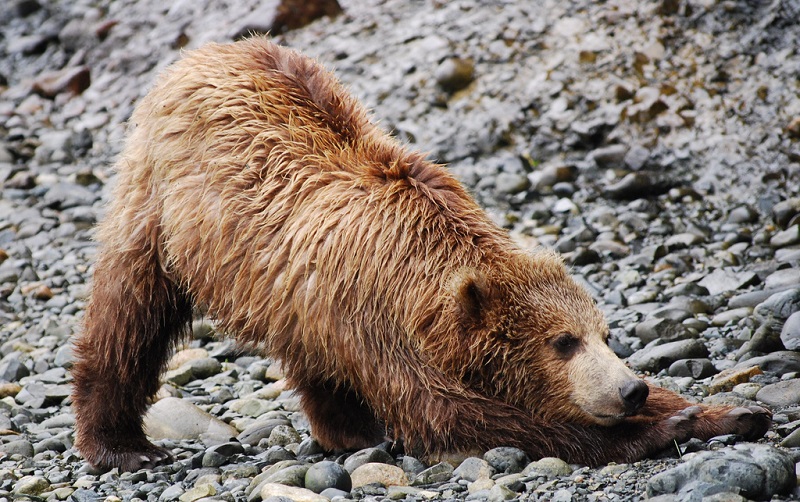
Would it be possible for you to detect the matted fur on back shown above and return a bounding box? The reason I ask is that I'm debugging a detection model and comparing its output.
[111,37,512,406]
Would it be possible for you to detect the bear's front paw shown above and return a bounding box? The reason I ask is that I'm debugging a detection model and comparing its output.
[722,405,772,441]
[662,405,702,443]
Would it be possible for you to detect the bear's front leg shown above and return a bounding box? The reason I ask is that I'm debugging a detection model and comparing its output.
[294,377,387,451]
[637,384,772,442]
[564,383,773,465]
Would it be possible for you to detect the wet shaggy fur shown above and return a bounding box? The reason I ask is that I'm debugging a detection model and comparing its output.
[71,38,771,471]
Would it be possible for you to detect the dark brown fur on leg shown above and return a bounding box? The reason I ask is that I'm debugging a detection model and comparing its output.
[295,378,386,451]
[71,251,192,471]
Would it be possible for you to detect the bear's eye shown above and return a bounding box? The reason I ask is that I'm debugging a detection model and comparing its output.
[552,333,580,357]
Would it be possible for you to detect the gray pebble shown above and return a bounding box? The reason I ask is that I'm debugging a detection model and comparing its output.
[627,339,709,372]
[159,483,185,501]
[0,357,29,381]
[668,358,716,379]
[264,464,309,487]
[764,268,800,290]
[0,439,34,457]
[412,461,454,485]
[772,198,800,228]
[263,445,297,464]
[483,447,529,474]
[770,225,800,247]
[402,456,426,476]
[453,457,495,482]
[435,57,475,93]
[780,311,800,350]
[647,444,794,500]
[521,457,572,478]
[754,288,800,323]
[590,144,628,168]
[304,460,351,493]
[189,357,223,379]
[634,318,695,344]
[755,379,800,407]
[736,351,800,375]
[267,424,301,447]
[697,268,759,296]
[494,172,531,196]
[343,447,394,473]
[238,418,292,446]
[623,145,650,170]
[202,441,244,467]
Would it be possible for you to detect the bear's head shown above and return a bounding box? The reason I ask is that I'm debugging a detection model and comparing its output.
[431,249,648,426]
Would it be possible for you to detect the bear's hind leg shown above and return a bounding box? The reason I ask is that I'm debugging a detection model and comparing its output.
[71,248,192,471]
[295,379,386,451]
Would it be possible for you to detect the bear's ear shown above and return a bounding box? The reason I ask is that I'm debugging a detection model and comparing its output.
[452,268,495,323]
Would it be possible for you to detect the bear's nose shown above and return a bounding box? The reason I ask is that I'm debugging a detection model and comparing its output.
[619,380,649,414]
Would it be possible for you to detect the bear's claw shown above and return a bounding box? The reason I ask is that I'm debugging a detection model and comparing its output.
[83,442,173,472]
[727,405,772,440]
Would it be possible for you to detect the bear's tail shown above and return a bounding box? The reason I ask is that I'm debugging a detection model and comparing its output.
[71,206,192,471]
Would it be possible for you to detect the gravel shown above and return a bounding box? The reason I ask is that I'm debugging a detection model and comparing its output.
[1,0,800,500]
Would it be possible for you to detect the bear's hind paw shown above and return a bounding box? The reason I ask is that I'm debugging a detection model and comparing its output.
[85,443,173,472]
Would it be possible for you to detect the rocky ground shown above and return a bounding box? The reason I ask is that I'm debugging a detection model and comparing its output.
[1,0,800,500]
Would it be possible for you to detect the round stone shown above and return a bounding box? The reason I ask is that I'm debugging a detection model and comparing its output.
[304,461,351,493]
[350,463,408,488]
[483,447,529,474]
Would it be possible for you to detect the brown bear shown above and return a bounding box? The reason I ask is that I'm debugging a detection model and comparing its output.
[71,37,771,472]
